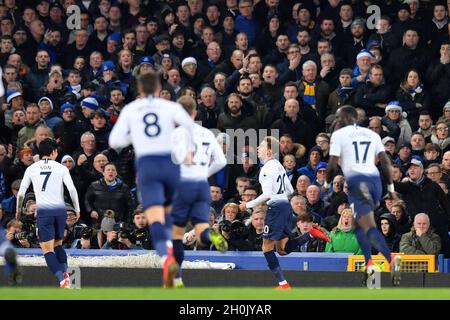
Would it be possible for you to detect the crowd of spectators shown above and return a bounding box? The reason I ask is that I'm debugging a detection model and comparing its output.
[0,0,449,257]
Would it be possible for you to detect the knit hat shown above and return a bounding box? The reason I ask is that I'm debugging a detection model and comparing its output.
[139,56,154,66]
[182,57,198,69]
[101,60,115,72]
[407,155,423,169]
[81,96,99,111]
[61,155,74,164]
[6,90,22,103]
[309,145,323,159]
[398,3,411,14]
[60,102,75,113]
[351,18,365,29]
[443,100,450,111]
[100,216,116,232]
[65,203,76,213]
[316,161,328,171]
[382,136,396,145]
[107,32,121,43]
[385,101,402,113]
[356,49,373,61]
[160,52,172,64]
[38,97,54,111]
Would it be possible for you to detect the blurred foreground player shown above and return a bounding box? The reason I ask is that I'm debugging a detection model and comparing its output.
[326,106,402,286]
[109,72,194,287]
[171,96,228,288]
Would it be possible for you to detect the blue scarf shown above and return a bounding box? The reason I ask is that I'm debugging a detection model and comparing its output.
[337,85,353,98]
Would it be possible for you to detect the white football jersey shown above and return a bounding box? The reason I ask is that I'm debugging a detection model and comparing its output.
[109,96,194,158]
[246,158,294,209]
[172,123,226,180]
[18,159,80,212]
[329,124,384,177]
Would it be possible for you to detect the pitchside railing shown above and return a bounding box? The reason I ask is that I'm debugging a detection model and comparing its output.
[347,254,438,272]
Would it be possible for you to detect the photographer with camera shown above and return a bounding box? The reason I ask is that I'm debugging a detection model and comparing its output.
[217,203,251,251]
[102,209,151,250]
[5,219,30,248]
[64,203,98,249]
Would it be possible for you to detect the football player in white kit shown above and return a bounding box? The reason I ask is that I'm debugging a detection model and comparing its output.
[170,96,228,288]
[326,106,402,286]
[109,71,194,288]
[239,137,330,289]
[17,138,80,288]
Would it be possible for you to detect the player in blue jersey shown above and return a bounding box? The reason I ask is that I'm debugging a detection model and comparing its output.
[239,136,330,289]
[326,106,402,286]
[17,139,81,288]
[109,71,194,288]
[170,96,228,288]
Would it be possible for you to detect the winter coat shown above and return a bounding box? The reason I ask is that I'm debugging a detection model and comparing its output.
[196,104,220,129]
[16,119,54,151]
[271,114,314,150]
[326,86,356,117]
[53,119,85,156]
[84,178,134,223]
[426,61,450,121]
[217,111,259,132]
[354,82,392,117]
[395,84,431,130]
[325,228,362,254]
[382,115,412,150]
[400,227,441,255]
[395,177,450,236]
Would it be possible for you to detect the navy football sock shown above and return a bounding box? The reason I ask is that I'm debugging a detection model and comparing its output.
[264,250,286,283]
[54,245,68,273]
[173,239,184,278]
[367,227,391,263]
[355,227,372,264]
[200,228,212,245]
[44,252,64,283]
[150,222,168,257]
[164,215,173,240]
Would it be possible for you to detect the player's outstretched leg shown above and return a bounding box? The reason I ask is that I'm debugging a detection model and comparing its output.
[4,247,23,285]
[0,227,22,285]
[203,228,228,253]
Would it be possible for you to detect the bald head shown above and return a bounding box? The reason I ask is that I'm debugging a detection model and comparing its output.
[442,151,450,171]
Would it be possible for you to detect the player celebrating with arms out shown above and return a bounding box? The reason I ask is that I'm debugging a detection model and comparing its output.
[325,105,402,286]
[109,71,194,288]
[17,138,80,288]
[239,137,330,290]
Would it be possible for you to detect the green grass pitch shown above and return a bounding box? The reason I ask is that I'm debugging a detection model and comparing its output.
[1,287,450,300]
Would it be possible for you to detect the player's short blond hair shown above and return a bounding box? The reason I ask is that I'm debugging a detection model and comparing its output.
[177,95,197,115]
[263,136,279,152]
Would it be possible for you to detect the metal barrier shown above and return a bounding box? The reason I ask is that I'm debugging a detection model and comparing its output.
[347,254,437,272]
